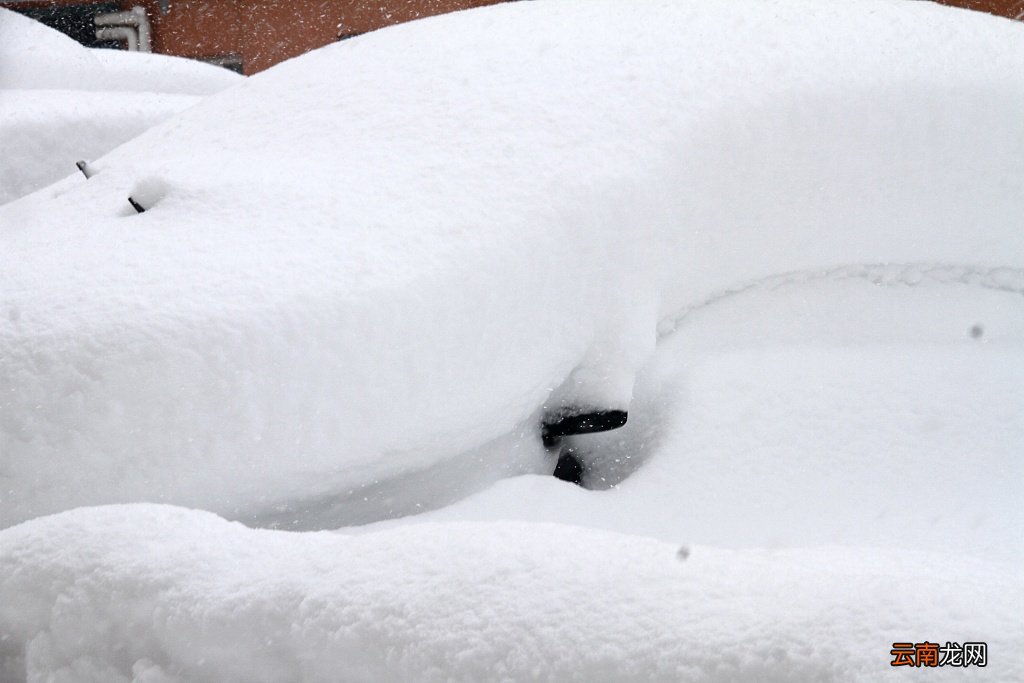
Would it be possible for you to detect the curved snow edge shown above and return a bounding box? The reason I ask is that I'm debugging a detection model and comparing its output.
[0,504,1021,683]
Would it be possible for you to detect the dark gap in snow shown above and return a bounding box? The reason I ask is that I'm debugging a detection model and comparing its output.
[542,409,631,488]
[552,449,584,485]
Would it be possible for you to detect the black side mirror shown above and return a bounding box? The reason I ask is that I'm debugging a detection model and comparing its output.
[541,409,627,449]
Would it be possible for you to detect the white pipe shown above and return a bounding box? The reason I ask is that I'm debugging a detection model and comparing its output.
[94,6,152,53]
[95,25,139,52]
[94,11,137,27]
[132,6,152,54]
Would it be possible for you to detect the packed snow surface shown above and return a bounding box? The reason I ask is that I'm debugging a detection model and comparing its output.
[1,0,1023,680]
[0,9,241,204]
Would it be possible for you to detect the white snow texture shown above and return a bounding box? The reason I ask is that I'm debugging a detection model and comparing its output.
[0,8,242,204]
[1,505,1020,683]
[1,0,1022,681]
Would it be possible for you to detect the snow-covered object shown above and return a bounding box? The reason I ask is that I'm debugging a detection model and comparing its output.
[1,0,1023,530]
[378,280,1024,560]
[0,91,197,204]
[0,505,1020,683]
[0,9,241,205]
[2,2,1023,680]
[0,9,241,94]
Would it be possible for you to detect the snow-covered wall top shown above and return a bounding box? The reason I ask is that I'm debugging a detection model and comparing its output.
[0,8,241,95]
[1,0,1022,528]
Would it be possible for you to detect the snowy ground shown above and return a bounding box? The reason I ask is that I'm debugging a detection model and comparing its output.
[1,0,1022,681]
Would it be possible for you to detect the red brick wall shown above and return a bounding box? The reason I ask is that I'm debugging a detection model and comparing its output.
[126,0,501,74]
[933,0,1024,19]
[3,0,500,74]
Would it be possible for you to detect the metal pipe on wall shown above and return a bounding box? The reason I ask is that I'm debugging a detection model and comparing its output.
[95,25,139,51]
[94,6,151,53]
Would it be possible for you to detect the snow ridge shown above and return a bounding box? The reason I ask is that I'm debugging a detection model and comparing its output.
[659,263,1024,336]
[1,505,1021,683]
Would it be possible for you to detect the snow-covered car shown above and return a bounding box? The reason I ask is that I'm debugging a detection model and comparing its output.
[0,8,241,205]
[1,1,1022,681]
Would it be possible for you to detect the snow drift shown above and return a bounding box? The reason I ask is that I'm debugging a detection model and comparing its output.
[1,505,1020,683]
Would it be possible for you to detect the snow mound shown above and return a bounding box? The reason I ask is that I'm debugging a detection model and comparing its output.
[1,505,1020,683]
[0,8,241,95]
[2,0,1023,529]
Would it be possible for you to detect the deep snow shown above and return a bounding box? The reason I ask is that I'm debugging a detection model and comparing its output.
[377,279,1024,561]
[0,9,241,204]
[1,505,1020,683]
[1,0,1023,681]
[2,0,1022,528]
[0,90,200,205]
